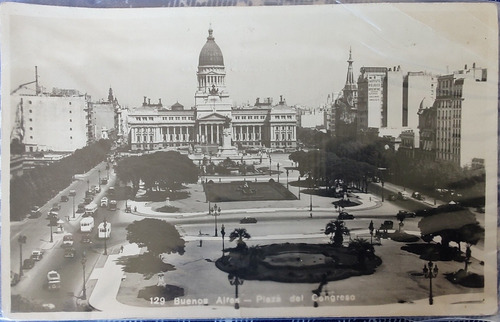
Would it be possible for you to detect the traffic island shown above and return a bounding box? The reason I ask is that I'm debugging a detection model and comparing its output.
[205,180,297,202]
[215,243,382,283]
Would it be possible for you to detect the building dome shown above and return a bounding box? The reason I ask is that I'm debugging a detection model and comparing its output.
[198,28,224,66]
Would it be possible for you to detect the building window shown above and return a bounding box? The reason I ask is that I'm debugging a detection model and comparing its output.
[29,109,33,113]
[69,102,72,105]
[29,118,32,122]
[30,136,33,139]
[70,136,73,139]
[28,101,32,104]
[29,127,33,130]
[69,110,72,113]
[70,128,72,131]
[69,119,72,122]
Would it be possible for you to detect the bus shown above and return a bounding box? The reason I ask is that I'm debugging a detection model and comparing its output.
[80,217,94,233]
[98,222,111,239]
[84,203,98,216]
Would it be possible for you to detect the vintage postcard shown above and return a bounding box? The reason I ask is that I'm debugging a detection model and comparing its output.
[1,2,498,320]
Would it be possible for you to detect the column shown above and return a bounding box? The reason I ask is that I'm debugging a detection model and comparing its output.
[252,125,255,143]
[204,124,207,143]
[216,124,220,144]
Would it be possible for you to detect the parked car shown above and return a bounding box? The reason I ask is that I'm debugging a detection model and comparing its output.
[60,195,69,202]
[412,192,424,200]
[23,258,35,269]
[69,189,76,196]
[52,203,61,211]
[397,210,416,218]
[397,191,410,201]
[387,194,397,201]
[10,271,20,286]
[100,178,108,185]
[31,250,44,261]
[380,220,394,230]
[338,212,354,220]
[240,217,257,224]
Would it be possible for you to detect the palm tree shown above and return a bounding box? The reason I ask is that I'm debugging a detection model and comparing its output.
[324,220,350,247]
[348,238,374,268]
[229,228,251,250]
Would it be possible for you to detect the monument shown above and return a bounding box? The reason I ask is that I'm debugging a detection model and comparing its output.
[219,116,239,157]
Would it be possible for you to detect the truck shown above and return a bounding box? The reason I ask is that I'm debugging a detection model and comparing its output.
[80,217,95,233]
[47,271,61,290]
[98,222,111,239]
[84,203,98,217]
[109,200,117,211]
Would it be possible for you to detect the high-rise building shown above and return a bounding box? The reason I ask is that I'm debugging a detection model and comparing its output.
[11,88,90,152]
[357,67,387,133]
[434,64,488,167]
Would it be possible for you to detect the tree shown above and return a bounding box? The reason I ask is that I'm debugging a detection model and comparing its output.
[324,220,350,247]
[348,238,374,268]
[126,218,185,256]
[229,228,251,250]
[418,207,483,249]
[396,212,406,232]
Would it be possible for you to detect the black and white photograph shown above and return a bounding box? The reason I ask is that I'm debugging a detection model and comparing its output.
[1,2,498,320]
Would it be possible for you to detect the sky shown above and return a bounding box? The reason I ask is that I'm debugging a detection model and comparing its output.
[5,2,498,108]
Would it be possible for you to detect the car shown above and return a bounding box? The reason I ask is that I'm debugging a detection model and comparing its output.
[81,233,92,244]
[397,210,416,218]
[64,248,76,258]
[10,271,20,286]
[476,207,485,214]
[338,212,355,220]
[47,211,59,220]
[100,197,109,208]
[77,203,86,213]
[397,191,410,200]
[23,258,35,269]
[412,192,424,200]
[94,185,101,193]
[52,203,61,211]
[62,234,74,247]
[47,271,61,290]
[387,194,397,201]
[100,178,108,185]
[380,220,394,230]
[69,189,76,196]
[29,206,42,218]
[31,250,44,261]
[60,195,69,202]
[240,217,257,224]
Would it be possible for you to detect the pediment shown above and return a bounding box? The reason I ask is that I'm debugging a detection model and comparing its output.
[197,113,228,122]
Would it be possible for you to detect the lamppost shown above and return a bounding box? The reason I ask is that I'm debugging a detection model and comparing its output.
[369,220,374,244]
[81,251,87,300]
[286,169,289,189]
[49,217,54,243]
[98,170,101,186]
[269,155,272,176]
[298,176,301,200]
[103,220,108,255]
[209,204,221,237]
[308,174,313,212]
[86,179,90,191]
[277,163,280,183]
[221,224,226,254]
[423,261,439,305]
[72,194,76,219]
[18,235,27,277]
[228,274,244,309]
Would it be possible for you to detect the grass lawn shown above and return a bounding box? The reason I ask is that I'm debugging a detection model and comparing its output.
[205,181,297,202]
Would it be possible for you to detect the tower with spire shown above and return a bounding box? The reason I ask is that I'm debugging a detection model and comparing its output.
[342,47,357,107]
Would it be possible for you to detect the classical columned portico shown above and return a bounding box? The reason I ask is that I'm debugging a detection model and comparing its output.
[197,122,224,145]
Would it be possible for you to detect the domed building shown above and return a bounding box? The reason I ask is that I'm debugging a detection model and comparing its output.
[127,27,297,153]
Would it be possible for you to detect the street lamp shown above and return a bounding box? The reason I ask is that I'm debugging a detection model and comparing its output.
[423,260,439,305]
[298,176,301,200]
[103,219,108,255]
[286,169,289,189]
[86,179,90,191]
[81,251,87,300]
[49,217,54,243]
[209,204,221,237]
[369,220,374,244]
[277,163,280,183]
[228,274,244,309]
[221,224,226,254]
[98,170,101,186]
[18,235,27,277]
[72,194,76,219]
[269,155,272,176]
[308,174,313,212]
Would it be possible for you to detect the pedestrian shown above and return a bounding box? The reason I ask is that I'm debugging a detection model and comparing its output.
[369,196,372,202]
[310,212,313,218]
[134,206,137,212]
[120,245,124,253]
[199,239,203,247]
